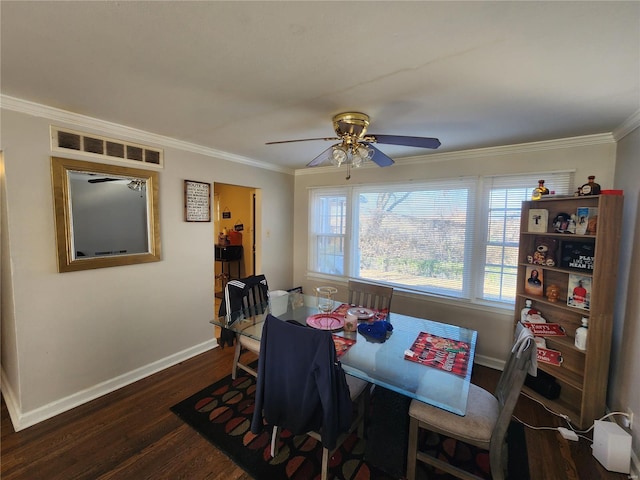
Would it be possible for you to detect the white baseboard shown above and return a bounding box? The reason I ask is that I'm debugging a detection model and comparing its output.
[630,448,639,479]
[0,369,21,431]
[474,353,506,371]
[1,339,218,432]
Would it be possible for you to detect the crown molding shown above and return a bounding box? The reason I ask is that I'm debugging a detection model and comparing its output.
[0,95,293,175]
[396,133,615,167]
[295,132,616,175]
[612,109,640,140]
[3,94,625,176]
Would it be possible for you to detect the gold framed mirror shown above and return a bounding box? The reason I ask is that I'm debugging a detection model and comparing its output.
[51,156,161,272]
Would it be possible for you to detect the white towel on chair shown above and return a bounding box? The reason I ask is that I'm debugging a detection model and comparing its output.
[512,323,537,376]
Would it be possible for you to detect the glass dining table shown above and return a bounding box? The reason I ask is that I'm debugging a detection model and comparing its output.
[211,292,478,416]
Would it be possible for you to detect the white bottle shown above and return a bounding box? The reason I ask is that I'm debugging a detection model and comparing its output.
[575,317,588,351]
[521,299,533,323]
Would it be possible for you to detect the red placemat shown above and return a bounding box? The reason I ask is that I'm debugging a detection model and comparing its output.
[332,303,389,321]
[404,332,471,377]
[332,335,356,359]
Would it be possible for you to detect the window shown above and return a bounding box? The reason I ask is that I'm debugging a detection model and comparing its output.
[481,173,574,303]
[309,190,348,276]
[309,172,573,306]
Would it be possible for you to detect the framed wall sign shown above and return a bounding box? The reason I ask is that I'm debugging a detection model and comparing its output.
[184,180,211,222]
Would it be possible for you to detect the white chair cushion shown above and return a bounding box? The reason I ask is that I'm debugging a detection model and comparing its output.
[345,376,369,400]
[238,335,260,353]
[408,383,498,449]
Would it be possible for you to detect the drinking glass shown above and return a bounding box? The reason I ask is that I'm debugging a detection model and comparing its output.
[316,286,337,317]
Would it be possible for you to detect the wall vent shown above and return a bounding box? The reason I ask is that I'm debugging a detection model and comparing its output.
[51,127,163,167]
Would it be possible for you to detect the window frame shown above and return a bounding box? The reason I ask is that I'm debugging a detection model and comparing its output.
[307,171,574,308]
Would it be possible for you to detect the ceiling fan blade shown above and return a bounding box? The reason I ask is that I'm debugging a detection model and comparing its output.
[367,134,441,149]
[266,137,339,145]
[88,177,120,183]
[306,145,334,167]
[364,143,395,167]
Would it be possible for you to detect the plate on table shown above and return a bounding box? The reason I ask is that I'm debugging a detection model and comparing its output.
[347,307,375,321]
[306,314,345,331]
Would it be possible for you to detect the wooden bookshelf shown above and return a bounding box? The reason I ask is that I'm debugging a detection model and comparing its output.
[515,194,623,429]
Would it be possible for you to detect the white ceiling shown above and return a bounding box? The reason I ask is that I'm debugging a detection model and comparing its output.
[2,1,639,170]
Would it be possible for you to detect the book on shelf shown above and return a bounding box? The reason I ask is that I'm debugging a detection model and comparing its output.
[560,240,595,271]
[567,274,591,310]
[528,209,549,233]
[575,207,598,235]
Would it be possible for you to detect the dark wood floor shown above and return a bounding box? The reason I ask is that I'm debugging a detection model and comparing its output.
[1,345,628,480]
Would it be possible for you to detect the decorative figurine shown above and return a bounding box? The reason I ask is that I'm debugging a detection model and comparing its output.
[526,309,547,323]
[586,215,598,235]
[527,237,557,266]
[532,179,550,200]
[553,213,572,233]
[520,299,547,323]
[546,284,560,302]
[575,317,588,350]
[521,299,534,322]
[578,175,601,196]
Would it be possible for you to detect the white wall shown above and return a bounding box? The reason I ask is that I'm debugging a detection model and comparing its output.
[292,137,618,366]
[610,125,640,464]
[0,106,294,430]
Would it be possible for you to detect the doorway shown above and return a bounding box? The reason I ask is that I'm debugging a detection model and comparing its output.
[213,183,261,299]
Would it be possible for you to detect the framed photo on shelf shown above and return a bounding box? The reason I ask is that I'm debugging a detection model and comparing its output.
[560,240,595,271]
[567,274,591,310]
[524,266,544,296]
[575,207,598,235]
[528,209,549,233]
[184,180,211,222]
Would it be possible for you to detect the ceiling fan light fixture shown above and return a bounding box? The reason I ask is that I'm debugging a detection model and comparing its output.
[330,145,348,166]
[127,179,145,192]
[353,143,375,167]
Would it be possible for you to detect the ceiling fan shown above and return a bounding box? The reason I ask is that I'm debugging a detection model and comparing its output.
[266,112,441,179]
[88,177,122,183]
[87,176,146,192]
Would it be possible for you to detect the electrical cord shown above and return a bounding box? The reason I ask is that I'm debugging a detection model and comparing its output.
[516,391,632,442]
[512,415,592,442]
[512,415,557,432]
[522,391,571,419]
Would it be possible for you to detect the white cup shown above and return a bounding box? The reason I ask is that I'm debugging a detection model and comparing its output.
[344,312,358,332]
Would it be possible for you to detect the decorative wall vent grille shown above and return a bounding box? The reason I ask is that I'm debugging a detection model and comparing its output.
[51,127,163,167]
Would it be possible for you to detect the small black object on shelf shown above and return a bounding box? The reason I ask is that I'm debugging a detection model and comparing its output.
[525,370,561,400]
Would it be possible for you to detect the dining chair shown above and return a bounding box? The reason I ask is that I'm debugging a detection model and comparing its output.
[347,279,393,311]
[251,314,369,480]
[219,274,269,379]
[406,326,535,480]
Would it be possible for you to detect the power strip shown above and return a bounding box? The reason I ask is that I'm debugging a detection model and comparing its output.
[558,427,579,441]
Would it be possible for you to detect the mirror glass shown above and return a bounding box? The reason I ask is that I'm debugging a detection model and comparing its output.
[51,157,161,272]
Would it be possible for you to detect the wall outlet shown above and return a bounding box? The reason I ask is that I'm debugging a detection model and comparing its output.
[621,408,634,430]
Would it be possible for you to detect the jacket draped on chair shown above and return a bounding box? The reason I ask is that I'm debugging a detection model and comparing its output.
[250,314,352,450]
